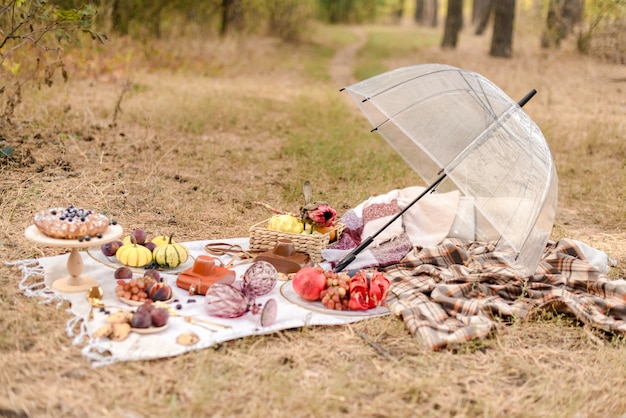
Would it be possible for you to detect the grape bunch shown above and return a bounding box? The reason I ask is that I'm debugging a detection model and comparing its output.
[320,271,350,310]
[115,276,155,302]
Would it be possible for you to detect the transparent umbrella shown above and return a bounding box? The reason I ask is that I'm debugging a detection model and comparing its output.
[334,64,558,276]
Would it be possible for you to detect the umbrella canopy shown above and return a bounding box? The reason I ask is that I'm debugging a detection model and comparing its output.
[342,64,558,276]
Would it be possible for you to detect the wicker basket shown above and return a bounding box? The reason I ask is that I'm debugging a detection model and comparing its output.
[249,219,345,264]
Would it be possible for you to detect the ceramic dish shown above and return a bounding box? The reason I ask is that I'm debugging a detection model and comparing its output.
[131,323,169,334]
[117,295,174,307]
[87,247,194,274]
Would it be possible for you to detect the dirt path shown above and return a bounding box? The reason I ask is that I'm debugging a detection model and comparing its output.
[328,27,368,88]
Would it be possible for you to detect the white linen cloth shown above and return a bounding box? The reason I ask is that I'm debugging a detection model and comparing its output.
[11,238,387,367]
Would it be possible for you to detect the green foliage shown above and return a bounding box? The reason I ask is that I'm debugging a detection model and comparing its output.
[577,0,626,57]
[264,0,317,42]
[316,0,382,23]
[0,0,103,122]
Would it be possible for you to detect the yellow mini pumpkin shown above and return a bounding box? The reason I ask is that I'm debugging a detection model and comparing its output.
[153,234,189,268]
[151,235,174,247]
[116,239,153,267]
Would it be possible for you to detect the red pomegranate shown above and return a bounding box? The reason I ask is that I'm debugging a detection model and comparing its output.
[292,266,327,301]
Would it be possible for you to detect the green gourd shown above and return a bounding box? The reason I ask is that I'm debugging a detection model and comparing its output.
[153,234,189,268]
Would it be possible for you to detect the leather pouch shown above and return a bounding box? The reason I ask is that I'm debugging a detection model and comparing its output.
[176,255,236,295]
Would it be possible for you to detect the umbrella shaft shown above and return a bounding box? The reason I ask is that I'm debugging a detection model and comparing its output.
[333,173,447,273]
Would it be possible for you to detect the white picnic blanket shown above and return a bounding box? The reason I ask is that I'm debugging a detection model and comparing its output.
[11,237,388,367]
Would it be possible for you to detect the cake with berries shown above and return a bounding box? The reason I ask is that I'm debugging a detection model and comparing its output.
[33,206,111,240]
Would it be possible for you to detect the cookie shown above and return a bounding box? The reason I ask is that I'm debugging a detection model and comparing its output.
[176,332,200,346]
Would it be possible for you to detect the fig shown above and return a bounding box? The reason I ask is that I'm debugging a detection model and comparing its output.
[136,299,154,313]
[131,228,147,245]
[130,309,152,328]
[292,266,327,301]
[144,269,162,282]
[143,241,157,252]
[114,266,133,280]
[150,307,169,327]
[242,261,277,297]
[149,282,172,301]
[101,240,123,257]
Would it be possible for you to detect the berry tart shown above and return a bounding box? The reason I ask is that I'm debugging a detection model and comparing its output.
[33,205,111,241]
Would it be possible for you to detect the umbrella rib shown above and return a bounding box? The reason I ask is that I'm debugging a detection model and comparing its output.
[355,67,455,103]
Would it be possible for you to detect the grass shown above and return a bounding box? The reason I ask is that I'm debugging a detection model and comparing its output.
[1,18,626,417]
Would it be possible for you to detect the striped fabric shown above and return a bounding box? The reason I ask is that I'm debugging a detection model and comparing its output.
[383,238,626,350]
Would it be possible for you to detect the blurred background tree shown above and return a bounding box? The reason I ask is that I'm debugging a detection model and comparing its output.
[441,0,463,47]
[2,0,624,129]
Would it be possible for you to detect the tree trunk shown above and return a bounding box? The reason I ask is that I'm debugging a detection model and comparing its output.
[474,0,494,35]
[393,0,405,23]
[541,0,584,48]
[111,0,130,35]
[489,0,515,58]
[429,0,439,27]
[441,0,463,48]
[414,0,424,23]
[418,0,438,27]
[220,0,243,37]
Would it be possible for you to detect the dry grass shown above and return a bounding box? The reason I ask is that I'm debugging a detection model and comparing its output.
[1,21,626,417]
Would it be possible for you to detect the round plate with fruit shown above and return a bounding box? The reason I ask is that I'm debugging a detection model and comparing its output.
[87,228,194,274]
[115,273,176,306]
[88,247,194,274]
[119,295,174,307]
[280,280,389,318]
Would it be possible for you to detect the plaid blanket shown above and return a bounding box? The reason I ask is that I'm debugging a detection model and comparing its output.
[383,238,626,350]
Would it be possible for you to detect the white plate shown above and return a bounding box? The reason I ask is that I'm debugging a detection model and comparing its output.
[131,323,169,334]
[24,224,124,248]
[279,281,389,318]
[118,295,174,307]
[87,246,194,274]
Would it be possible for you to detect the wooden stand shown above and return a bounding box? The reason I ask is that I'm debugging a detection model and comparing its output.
[25,224,124,293]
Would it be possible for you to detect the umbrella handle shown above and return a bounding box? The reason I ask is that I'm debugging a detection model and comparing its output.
[518,89,537,107]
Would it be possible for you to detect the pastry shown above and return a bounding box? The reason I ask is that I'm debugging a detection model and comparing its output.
[33,205,110,240]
